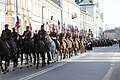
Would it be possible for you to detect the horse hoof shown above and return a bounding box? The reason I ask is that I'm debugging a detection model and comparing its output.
[13,69,15,71]
[6,70,9,72]
[30,65,32,67]
[36,65,39,68]
[3,71,6,74]
[20,67,23,69]
[33,63,36,65]
[47,61,50,65]
[41,64,44,67]
[27,66,29,68]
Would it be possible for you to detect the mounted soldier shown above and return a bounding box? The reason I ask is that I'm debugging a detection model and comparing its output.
[33,30,38,45]
[65,30,71,39]
[1,24,14,53]
[11,27,19,42]
[49,27,60,50]
[38,24,50,51]
[22,26,31,41]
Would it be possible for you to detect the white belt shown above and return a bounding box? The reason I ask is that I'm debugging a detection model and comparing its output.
[51,37,57,39]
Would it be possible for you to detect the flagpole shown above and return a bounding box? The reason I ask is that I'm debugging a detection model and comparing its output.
[16,0,19,33]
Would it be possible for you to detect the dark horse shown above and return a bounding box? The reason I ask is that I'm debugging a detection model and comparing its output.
[33,37,46,68]
[18,37,34,68]
[0,37,17,74]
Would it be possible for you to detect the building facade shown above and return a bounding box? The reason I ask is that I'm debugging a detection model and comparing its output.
[0,0,62,34]
[77,0,104,38]
[103,29,116,40]
[80,10,94,36]
[0,0,103,39]
[61,0,80,30]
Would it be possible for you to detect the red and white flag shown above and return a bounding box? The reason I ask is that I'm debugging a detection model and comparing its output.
[28,17,32,31]
[57,20,60,33]
[15,16,21,28]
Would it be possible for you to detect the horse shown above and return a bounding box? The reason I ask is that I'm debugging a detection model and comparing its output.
[65,38,73,58]
[73,38,79,55]
[0,38,17,74]
[33,36,46,68]
[45,35,57,63]
[59,38,68,59]
[79,37,87,53]
[18,37,33,68]
[51,37,60,61]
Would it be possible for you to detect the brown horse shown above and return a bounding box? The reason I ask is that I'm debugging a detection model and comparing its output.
[65,38,73,58]
[73,38,80,54]
[79,37,87,53]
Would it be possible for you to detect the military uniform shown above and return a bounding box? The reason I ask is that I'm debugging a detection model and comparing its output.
[38,25,50,51]
[38,29,46,40]
[1,29,11,40]
[49,31,60,50]
[22,30,31,41]
[1,24,14,52]
[66,32,71,39]
[11,28,19,42]
[49,31,57,39]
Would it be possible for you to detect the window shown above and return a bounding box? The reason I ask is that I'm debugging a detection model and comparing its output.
[12,17,15,27]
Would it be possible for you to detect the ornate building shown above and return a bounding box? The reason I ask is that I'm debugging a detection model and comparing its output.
[0,0,62,34]
[76,0,104,38]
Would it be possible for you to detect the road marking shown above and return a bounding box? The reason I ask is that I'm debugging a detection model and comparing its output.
[102,46,119,80]
[18,47,114,80]
[18,62,66,80]
[102,67,114,80]
[18,52,89,80]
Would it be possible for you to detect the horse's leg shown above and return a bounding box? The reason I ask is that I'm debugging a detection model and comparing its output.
[41,52,46,67]
[56,50,59,61]
[29,53,32,67]
[1,56,5,73]
[51,48,56,62]
[36,53,39,68]
[33,53,36,65]
[60,50,63,60]
[63,49,66,59]
[16,47,20,66]
[47,51,51,64]
[20,52,23,69]
[12,55,15,71]
[0,55,1,74]
[4,57,9,73]
[26,53,29,68]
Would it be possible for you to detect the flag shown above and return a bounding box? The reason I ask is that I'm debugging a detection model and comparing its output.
[61,26,65,33]
[15,16,21,28]
[29,23,32,31]
[57,20,60,33]
[27,16,32,31]
[49,24,53,32]
[70,26,75,33]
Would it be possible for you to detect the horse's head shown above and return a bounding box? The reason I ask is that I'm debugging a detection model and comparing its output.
[45,35,52,43]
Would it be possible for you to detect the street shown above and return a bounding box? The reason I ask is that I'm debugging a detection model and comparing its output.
[0,44,120,80]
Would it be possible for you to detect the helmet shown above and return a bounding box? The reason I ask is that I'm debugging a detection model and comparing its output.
[12,27,15,30]
[41,24,44,28]
[26,26,29,28]
[5,24,9,27]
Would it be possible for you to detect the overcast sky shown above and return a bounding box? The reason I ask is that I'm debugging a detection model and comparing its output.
[94,0,120,29]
